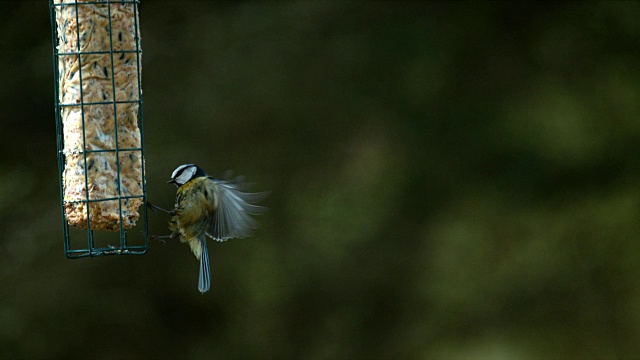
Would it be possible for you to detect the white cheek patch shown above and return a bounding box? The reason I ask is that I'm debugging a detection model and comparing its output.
[171,164,192,179]
[175,166,197,185]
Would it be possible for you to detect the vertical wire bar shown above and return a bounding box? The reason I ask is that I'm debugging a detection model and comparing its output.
[106,1,126,251]
[132,0,149,252]
[72,1,96,256]
[50,0,72,257]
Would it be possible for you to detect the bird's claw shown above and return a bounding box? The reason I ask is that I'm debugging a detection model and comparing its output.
[149,234,166,244]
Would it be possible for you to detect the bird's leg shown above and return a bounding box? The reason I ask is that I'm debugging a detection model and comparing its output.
[149,232,179,244]
[147,201,176,216]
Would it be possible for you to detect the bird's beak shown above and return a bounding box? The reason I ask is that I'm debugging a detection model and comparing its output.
[167,179,175,184]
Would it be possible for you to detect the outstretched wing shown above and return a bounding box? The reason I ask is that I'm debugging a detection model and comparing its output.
[205,176,268,241]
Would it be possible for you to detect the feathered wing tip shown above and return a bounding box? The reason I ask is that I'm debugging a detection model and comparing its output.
[220,171,269,195]
[198,239,211,293]
[206,175,269,241]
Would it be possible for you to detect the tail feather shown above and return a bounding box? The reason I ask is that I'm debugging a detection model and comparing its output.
[198,239,211,293]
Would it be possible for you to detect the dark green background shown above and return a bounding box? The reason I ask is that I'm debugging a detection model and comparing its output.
[2,1,640,358]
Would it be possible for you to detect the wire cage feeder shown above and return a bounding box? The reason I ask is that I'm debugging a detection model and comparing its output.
[49,0,149,258]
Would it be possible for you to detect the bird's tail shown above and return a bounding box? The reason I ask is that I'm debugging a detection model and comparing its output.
[198,239,211,293]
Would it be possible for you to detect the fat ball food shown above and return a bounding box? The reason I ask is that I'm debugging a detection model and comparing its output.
[54,0,143,231]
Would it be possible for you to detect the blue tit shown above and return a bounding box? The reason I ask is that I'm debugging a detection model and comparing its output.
[161,164,268,293]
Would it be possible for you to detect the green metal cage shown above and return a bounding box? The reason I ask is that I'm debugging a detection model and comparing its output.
[49,0,149,258]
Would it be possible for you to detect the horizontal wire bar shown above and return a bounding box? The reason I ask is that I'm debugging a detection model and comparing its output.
[65,194,144,204]
[66,248,148,258]
[59,147,143,154]
[68,248,146,252]
[85,147,143,153]
[95,245,149,252]
[52,1,139,7]
[67,246,149,253]
[55,49,142,56]
[59,99,141,107]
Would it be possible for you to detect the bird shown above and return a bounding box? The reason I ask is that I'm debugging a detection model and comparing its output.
[149,164,268,293]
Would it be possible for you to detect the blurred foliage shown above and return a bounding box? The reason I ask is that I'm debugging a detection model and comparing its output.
[1,0,640,359]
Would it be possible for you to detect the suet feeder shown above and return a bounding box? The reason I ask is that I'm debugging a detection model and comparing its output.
[49,0,149,258]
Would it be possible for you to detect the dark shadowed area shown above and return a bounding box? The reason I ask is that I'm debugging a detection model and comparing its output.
[2,1,640,359]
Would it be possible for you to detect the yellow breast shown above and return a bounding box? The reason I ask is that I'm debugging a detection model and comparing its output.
[172,177,216,241]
